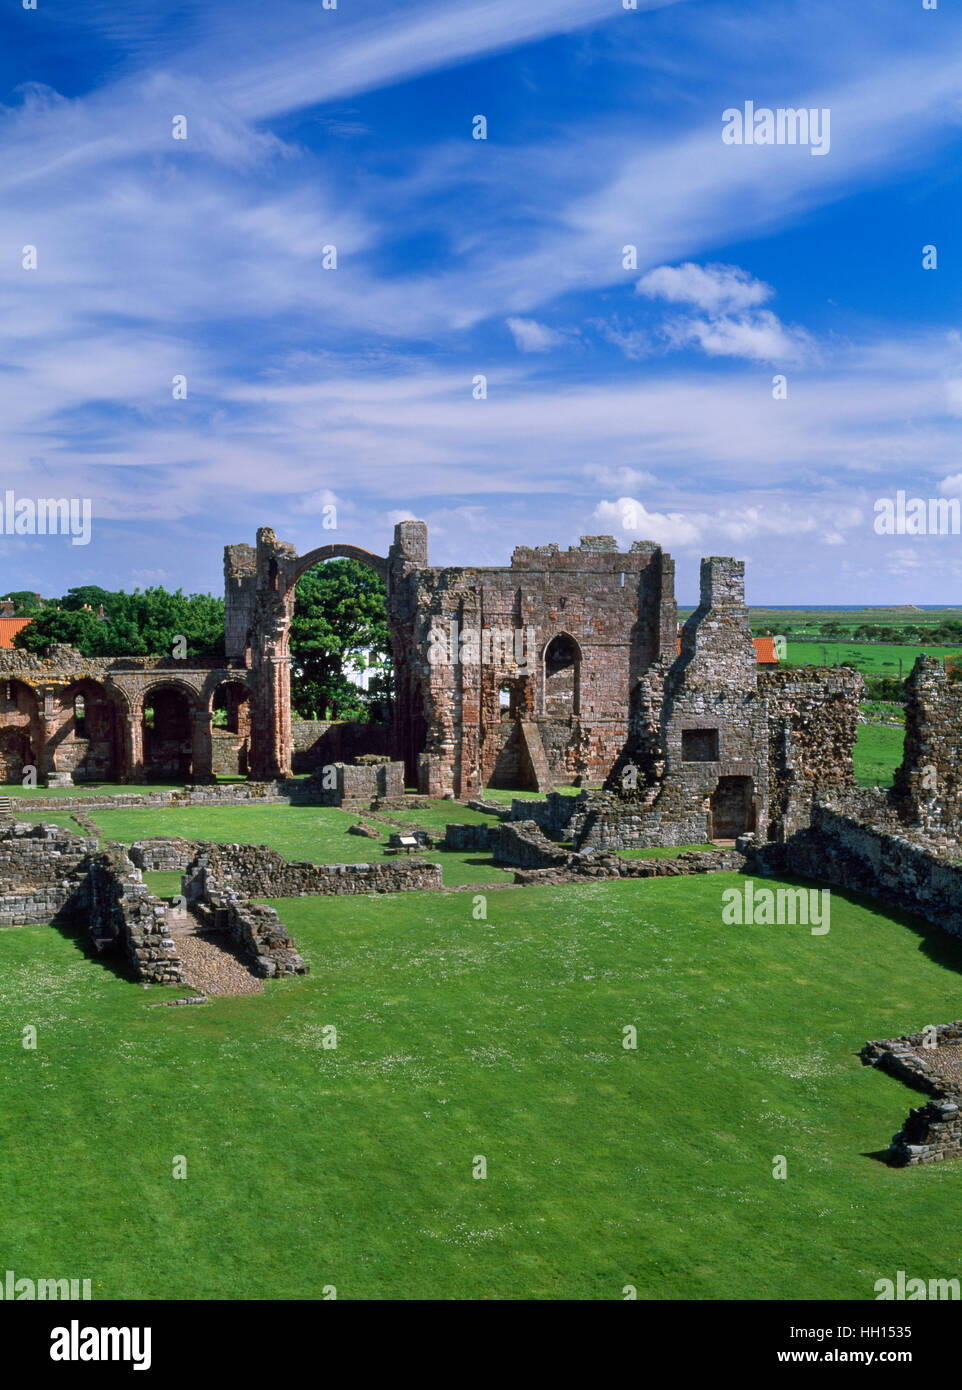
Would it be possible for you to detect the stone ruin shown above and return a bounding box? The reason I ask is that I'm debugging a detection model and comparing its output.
[0,821,308,985]
[5,512,962,1159]
[0,518,864,845]
[218,520,864,838]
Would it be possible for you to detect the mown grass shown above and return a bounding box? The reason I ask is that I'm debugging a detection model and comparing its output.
[3,872,962,1299]
[854,723,905,788]
[65,803,508,888]
[784,640,960,676]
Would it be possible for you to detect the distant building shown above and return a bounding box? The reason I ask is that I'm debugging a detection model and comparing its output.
[343,649,383,692]
[676,633,779,665]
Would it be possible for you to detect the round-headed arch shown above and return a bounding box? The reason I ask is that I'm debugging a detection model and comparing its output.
[292,543,389,586]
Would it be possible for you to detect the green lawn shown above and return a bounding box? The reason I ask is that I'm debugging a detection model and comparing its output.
[142,870,186,900]
[4,872,962,1299]
[784,640,959,676]
[74,804,507,888]
[16,811,88,834]
[854,722,905,788]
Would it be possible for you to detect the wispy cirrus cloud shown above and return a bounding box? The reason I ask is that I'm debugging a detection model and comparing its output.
[2,0,962,604]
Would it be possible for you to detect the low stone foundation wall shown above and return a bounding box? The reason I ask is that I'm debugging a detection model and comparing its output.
[506,792,584,836]
[80,846,186,985]
[767,795,962,938]
[466,798,510,819]
[492,821,570,869]
[444,823,497,852]
[189,876,308,978]
[1,781,302,813]
[513,847,744,886]
[862,1023,962,1165]
[0,822,96,925]
[573,791,709,851]
[311,759,406,807]
[184,842,442,897]
[128,838,198,872]
[486,814,743,880]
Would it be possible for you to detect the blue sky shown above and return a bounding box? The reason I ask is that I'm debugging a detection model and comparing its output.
[2,0,962,603]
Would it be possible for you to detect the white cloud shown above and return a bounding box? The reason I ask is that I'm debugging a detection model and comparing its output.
[595,497,703,548]
[506,317,566,353]
[593,495,863,554]
[664,310,813,365]
[634,263,811,364]
[586,465,658,491]
[295,488,340,514]
[636,262,773,314]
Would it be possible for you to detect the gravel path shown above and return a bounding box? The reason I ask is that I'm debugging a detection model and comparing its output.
[920,1043,962,1094]
[167,909,263,996]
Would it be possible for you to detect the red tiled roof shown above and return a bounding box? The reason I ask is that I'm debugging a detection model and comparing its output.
[676,634,779,664]
[0,617,31,649]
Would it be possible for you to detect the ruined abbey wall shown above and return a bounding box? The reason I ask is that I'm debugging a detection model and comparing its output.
[225,520,678,798]
[0,645,250,786]
[0,517,863,832]
[893,656,962,833]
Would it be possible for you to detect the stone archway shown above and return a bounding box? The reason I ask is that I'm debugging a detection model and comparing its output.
[0,679,41,784]
[544,633,581,717]
[142,683,199,782]
[210,679,251,777]
[53,679,122,782]
[245,527,420,782]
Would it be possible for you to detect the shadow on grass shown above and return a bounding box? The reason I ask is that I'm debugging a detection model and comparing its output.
[860,1149,897,1166]
[49,911,140,984]
[754,870,962,982]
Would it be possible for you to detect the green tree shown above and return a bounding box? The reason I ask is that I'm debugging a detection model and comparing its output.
[14,587,225,659]
[0,590,46,615]
[289,559,390,720]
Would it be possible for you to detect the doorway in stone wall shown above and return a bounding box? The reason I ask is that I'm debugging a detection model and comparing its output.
[0,728,32,784]
[710,775,755,839]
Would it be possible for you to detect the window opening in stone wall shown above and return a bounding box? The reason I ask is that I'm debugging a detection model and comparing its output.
[681,728,719,762]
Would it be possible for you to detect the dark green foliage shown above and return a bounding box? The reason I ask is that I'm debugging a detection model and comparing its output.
[14,587,225,660]
[289,559,390,721]
[0,590,45,615]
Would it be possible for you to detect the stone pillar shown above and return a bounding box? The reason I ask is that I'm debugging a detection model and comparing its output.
[191,710,215,784]
[37,686,59,785]
[268,654,292,779]
[122,714,144,783]
[246,527,297,782]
